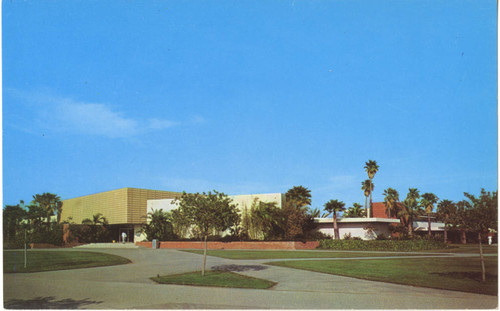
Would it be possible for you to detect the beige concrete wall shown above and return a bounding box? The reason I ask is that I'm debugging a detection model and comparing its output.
[231,193,285,213]
[61,188,129,224]
[61,188,181,225]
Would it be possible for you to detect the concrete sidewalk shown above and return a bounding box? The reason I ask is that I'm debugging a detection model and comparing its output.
[3,248,498,309]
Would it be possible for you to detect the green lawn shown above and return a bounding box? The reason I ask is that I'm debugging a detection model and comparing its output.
[4,250,131,273]
[267,257,498,296]
[428,244,498,254]
[182,249,448,260]
[151,270,276,289]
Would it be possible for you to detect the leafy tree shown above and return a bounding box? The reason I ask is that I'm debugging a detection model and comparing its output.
[26,204,46,233]
[344,203,365,218]
[324,199,345,240]
[436,199,456,243]
[399,188,422,236]
[382,188,399,218]
[285,186,312,207]
[171,208,191,239]
[364,160,379,217]
[31,193,62,230]
[3,204,27,241]
[361,179,372,217]
[420,193,439,237]
[251,201,284,240]
[177,190,240,276]
[143,209,175,241]
[283,200,316,240]
[463,189,498,282]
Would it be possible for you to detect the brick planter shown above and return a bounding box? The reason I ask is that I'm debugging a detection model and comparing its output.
[136,241,319,250]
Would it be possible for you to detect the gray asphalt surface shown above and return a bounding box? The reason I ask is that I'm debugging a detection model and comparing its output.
[3,248,498,309]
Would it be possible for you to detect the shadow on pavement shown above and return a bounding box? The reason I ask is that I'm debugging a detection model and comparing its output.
[211,264,268,272]
[4,296,103,309]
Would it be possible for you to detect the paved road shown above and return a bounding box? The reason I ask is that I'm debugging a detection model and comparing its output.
[3,248,498,309]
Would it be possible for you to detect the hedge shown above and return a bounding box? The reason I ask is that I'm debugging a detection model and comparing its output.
[318,239,449,251]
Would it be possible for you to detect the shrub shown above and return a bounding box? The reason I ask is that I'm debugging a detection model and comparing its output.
[318,239,449,251]
[375,233,388,240]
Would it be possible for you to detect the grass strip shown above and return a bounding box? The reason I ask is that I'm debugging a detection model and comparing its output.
[151,270,276,289]
[267,257,498,296]
[182,249,447,260]
[4,250,131,273]
[424,244,498,254]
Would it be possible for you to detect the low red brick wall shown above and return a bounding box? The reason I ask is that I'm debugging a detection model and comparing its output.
[136,241,319,250]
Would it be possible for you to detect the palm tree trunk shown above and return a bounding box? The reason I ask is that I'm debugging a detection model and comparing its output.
[369,179,373,218]
[333,214,338,240]
[479,231,485,282]
[444,226,448,243]
[461,229,467,244]
[364,196,368,218]
[202,235,208,276]
[427,214,431,237]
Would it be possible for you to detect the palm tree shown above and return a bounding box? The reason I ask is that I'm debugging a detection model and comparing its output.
[361,180,373,217]
[400,188,421,236]
[437,199,455,243]
[382,188,399,218]
[31,193,62,230]
[364,160,379,218]
[82,213,108,225]
[82,213,109,242]
[344,203,365,218]
[420,193,439,237]
[324,199,346,240]
[455,200,470,244]
[285,186,312,207]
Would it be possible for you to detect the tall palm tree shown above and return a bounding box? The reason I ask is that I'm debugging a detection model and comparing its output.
[361,180,373,217]
[420,193,439,237]
[437,199,455,243]
[382,188,399,218]
[364,160,379,218]
[400,188,421,236]
[324,199,346,240]
[285,186,312,208]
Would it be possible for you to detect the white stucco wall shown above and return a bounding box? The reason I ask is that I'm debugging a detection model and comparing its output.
[315,218,400,240]
[315,218,445,240]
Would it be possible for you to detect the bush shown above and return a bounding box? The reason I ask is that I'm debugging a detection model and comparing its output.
[318,239,449,251]
[28,224,65,246]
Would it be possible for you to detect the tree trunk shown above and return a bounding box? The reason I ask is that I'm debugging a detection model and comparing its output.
[427,214,431,237]
[444,226,448,243]
[369,179,373,218]
[461,229,467,244]
[364,196,368,218]
[333,214,339,240]
[202,235,208,277]
[479,231,485,282]
[408,217,413,237]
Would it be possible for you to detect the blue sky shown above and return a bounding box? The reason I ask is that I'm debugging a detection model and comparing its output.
[3,0,497,212]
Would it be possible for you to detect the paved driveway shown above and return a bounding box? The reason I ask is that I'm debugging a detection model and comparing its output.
[3,248,498,309]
